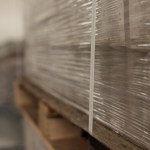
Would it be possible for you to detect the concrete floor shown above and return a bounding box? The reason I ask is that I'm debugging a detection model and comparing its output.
[0,106,24,150]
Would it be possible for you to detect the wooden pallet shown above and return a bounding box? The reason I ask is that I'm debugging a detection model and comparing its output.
[15,80,94,150]
[38,100,82,141]
[15,79,146,150]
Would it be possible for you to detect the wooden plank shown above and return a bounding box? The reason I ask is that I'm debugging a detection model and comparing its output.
[38,100,59,135]
[18,78,89,131]
[22,108,56,150]
[17,79,145,150]
[14,80,38,108]
[23,111,93,150]
[38,100,82,141]
[15,80,94,150]
[38,100,50,136]
[52,138,93,150]
[47,118,81,141]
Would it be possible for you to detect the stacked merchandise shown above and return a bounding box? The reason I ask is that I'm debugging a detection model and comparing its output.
[129,0,150,48]
[25,0,92,112]
[94,0,150,149]
[24,0,150,149]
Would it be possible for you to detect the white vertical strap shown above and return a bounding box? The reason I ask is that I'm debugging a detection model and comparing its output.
[89,0,97,134]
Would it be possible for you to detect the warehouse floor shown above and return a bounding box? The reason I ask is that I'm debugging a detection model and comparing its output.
[0,106,24,150]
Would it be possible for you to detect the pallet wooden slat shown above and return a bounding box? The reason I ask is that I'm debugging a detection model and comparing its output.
[15,80,93,150]
[16,79,145,150]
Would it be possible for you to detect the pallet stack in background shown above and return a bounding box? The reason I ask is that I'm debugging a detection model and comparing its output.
[0,60,17,105]
[0,42,23,106]
[0,42,24,150]
[23,0,150,150]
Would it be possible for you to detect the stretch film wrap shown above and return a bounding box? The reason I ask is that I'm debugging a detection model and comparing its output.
[94,0,150,149]
[24,0,150,149]
[25,0,92,112]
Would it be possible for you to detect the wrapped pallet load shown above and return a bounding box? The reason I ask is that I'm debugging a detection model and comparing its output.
[24,0,92,113]
[94,0,150,149]
[24,0,150,149]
